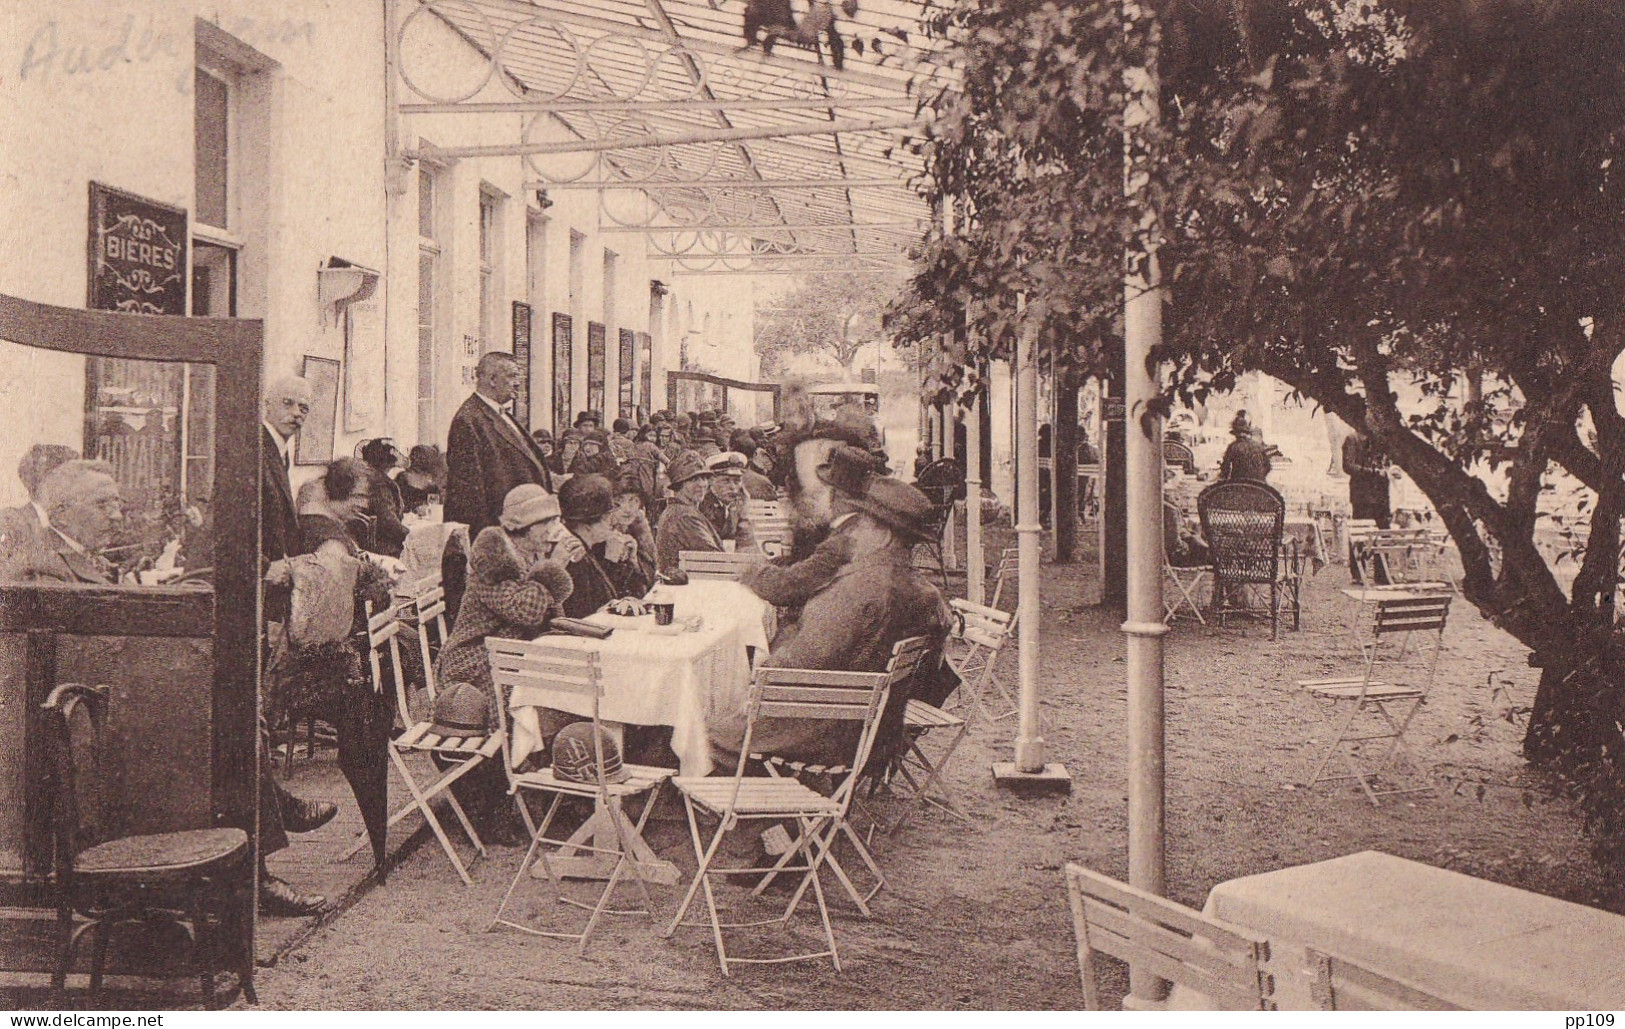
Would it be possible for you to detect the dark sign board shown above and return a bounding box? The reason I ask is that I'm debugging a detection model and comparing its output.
[88,183,187,315]
[587,321,607,416]
[511,301,532,431]
[618,327,636,421]
[552,312,573,436]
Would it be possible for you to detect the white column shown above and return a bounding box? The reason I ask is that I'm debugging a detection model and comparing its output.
[966,373,985,606]
[1014,314,1046,773]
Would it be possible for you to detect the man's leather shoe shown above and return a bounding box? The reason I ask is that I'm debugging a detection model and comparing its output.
[280,794,338,835]
[259,874,327,917]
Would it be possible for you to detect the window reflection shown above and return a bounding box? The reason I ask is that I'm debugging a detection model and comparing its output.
[0,341,214,586]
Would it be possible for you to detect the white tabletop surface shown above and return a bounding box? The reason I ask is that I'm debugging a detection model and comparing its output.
[507,580,774,776]
[1196,850,1625,1009]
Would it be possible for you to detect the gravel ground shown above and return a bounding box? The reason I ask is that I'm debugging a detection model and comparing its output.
[249,528,1610,1010]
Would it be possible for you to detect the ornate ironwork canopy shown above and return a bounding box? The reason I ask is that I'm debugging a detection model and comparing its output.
[388,0,952,273]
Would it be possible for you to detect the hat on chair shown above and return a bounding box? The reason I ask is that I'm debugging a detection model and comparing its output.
[430,682,493,737]
[551,722,630,785]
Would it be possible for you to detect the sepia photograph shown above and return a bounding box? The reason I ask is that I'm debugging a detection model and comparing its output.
[1,0,1623,1014]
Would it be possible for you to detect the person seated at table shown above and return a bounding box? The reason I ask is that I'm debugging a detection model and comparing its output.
[553,429,582,477]
[711,475,951,771]
[556,474,655,619]
[393,444,447,516]
[434,484,580,842]
[358,439,409,557]
[1164,500,1210,568]
[655,451,726,577]
[701,452,759,552]
[569,428,619,477]
[1219,411,1272,484]
[609,466,658,559]
[0,444,81,565]
[740,444,871,614]
[0,459,123,584]
[729,433,778,501]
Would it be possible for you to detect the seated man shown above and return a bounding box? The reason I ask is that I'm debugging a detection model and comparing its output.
[1,459,122,583]
[1164,501,1210,568]
[655,451,724,576]
[0,444,80,565]
[711,475,951,770]
[740,443,872,613]
[700,451,758,553]
[557,474,655,618]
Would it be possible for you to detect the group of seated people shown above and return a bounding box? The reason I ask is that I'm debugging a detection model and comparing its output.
[428,422,952,844]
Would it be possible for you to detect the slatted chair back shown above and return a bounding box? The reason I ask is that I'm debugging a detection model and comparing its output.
[1364,528,1446,585]
[366,600,412,725]
[731,636,932,818]
[1370,593,1451,683]
[1198,480,1286,587]
[990,547,1021,612]
[951,597,1015,653]
[1065,863,1275,1011]
[1162,441,1197,475]
[746,499,786,523]
[411,573,450,698]
[678,549,763,581]
[1306,948,1462,1010]
[486,640,604,784]
[745,503,793,554]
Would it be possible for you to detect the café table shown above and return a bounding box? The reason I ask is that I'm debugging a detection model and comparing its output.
[506,578,775,779]
[1169,850,1625,1010]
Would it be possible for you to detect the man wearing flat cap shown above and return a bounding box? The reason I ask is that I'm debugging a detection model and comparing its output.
[712,474,950,769]
[556,473,654,618]
[654,451,725,576]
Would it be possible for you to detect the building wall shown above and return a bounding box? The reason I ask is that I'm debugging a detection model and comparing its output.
[0,1,759,505]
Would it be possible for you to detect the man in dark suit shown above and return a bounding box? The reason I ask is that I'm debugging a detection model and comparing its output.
[0,444,80,564]
[0,460,122,583]
[257,374,338,917]
[444,352,553,538]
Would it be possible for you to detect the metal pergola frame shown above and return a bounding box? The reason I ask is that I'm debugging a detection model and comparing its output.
[387,0,951,274]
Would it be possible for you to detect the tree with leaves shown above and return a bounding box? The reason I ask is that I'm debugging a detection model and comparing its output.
[755,271,910,377]
[893,0,1625,853]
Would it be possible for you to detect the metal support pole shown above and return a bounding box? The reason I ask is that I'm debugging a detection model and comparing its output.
[1014,317,1046,774]
[1123,4,1169,1004]
[966,371,985,606]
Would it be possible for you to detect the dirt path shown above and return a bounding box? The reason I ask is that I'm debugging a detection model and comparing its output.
[252,532,1610,1009]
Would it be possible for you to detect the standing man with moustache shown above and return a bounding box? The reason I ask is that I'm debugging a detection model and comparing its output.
[258,374,339,917]
[444,352,554,539]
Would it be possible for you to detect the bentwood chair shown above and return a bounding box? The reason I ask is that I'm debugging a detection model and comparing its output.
[43,683,256,1008]
[1065,862,1274,1010]
[338,601,499,883]
[1306,947,1464,1010]
[1198,481,1303,639]
[485,641,675,953]
[1299,594,1451,805]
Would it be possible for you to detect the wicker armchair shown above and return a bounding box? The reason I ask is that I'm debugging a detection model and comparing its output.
[1198,480,1302,639]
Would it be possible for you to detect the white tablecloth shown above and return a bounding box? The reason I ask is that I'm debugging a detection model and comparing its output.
[508,580,775,776]
[1169,850,1625,1010]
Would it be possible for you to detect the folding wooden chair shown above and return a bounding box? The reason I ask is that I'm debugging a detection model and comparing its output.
[946,598,1017,723]
[1299,594,1450,805]
[745,500,792,556]
[750,637,936,904]
[1163,563,1211,625]
[338,601,499,883]
[1065,862,1275,1010]
[888,685,970,832]
[408,572,450,680]
[663,638,926,974]
[678,549,765,581]
[1306,947,1463,1010]
[485,641,675,953]
[989,546,1021,611]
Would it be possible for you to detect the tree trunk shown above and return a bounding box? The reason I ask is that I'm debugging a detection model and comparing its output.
[1055,365,1080,562]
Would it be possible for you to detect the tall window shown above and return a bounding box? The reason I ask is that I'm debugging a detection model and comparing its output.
[194,67,230,231]
[417,163,441,439]
[479,187,504,350]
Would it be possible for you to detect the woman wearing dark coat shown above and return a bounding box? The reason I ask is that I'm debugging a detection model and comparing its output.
[358,438,408,557]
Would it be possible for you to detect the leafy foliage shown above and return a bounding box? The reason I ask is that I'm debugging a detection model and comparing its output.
[755,272,910,375]
[893,0,1625,848]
